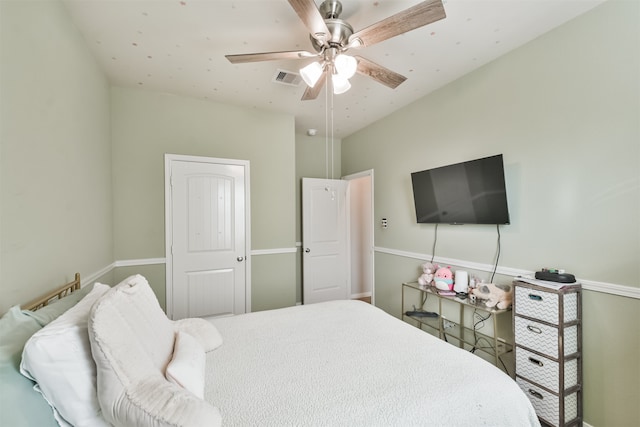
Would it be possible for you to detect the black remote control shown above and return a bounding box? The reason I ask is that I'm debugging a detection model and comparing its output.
[405,310,438,318]
[535,270,576,283]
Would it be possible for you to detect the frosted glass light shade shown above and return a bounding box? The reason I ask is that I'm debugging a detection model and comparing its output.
[334,54,357,79]
[332,73,351,94]
[300,62,323,88]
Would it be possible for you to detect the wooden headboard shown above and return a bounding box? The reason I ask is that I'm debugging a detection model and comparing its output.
[22,273,81,311]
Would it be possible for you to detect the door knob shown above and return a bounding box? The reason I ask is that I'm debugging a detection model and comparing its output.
[237,256,244,262]
[305,248,311,253]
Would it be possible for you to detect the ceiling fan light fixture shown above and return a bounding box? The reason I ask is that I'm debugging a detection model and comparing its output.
[334,54,357,79]
[332,73,351,94]
[300,61,324,88]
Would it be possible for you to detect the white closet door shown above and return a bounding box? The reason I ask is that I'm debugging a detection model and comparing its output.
[166,157,249,319]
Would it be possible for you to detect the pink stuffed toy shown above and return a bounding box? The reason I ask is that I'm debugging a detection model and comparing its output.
[434,266,454,291]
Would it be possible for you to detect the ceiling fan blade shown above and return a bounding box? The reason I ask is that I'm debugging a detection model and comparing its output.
[355,56,407,89]
[226,50,317,64]
[301,72,327,101]
[287,0,331,43]
[349,0,446,48]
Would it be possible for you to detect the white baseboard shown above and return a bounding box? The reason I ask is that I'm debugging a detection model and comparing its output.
[375,246,639,300]
[251,247,297,255]
[81,263,115,287]
[84,248,298,286]
[88,248,639,301]
[114,258,166,267]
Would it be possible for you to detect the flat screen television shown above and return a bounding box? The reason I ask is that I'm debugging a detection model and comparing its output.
[411,154,510,225]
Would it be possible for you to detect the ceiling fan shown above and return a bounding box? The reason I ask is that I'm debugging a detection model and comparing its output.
[225,0,446,100]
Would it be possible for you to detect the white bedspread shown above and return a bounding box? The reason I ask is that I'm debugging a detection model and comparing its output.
[207,300,539,427]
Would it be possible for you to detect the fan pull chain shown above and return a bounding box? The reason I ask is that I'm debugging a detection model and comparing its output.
[323,68,336,180]
[330,80,335,180]
[325,72,329,180]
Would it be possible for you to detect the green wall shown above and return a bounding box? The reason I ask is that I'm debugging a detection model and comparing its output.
[342,1,639,426]
[110,87,297,310]
[0,0,306,313]
[0,0,113,313]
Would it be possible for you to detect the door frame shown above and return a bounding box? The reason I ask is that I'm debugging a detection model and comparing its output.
[164,154,251,318]
[343,169,375,305]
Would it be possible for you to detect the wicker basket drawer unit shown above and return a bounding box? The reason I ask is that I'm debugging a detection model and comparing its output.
[516,377,579,427]
[513,280,582,427]
[515,346,579,391]
[514,316,578,358]
[514,286,579,324]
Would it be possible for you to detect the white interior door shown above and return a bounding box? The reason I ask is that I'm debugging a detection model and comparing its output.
[302,178,349,304]
[166,155,250,320]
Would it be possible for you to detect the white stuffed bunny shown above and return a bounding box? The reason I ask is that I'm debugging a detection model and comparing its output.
[417,262,436,287]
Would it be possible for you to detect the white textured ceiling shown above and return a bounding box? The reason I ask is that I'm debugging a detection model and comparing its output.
[64,0,604,138]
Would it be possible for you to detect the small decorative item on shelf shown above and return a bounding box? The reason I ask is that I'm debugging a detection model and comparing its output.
[453,270,469,293]
[469,276,478,289]
[468,276,479,302]
[434,266,454,291]
[417,262,436,287]
[470,282,513,309]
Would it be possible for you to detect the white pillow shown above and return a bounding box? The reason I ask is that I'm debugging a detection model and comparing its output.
[166,331,206,399]
[88,275,222,427]
[20,283,111,427]
[174,317,223,353]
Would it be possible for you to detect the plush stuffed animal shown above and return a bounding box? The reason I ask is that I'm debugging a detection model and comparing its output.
[417,262,436,287]
[433,266,454,291]
[470,282,513,309]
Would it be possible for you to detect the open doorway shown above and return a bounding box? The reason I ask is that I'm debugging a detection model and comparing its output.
[344,170,374,305]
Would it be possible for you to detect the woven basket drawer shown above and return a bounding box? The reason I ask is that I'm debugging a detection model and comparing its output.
[515,286,559,323]
[515,285,579,325]
[516,347,578,392]
[514,317,578,358]
[517,377,578,427]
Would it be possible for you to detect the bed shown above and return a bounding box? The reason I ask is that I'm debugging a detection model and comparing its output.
[1,273,541,427]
